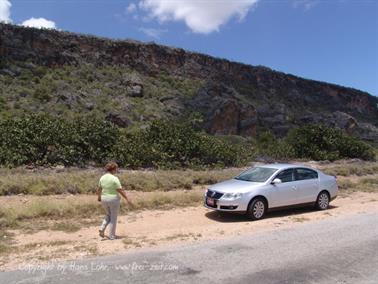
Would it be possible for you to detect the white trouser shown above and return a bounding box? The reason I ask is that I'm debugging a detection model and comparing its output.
[100,195,120,238]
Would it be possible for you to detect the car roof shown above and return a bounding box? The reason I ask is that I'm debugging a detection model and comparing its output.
[257,163,310,170]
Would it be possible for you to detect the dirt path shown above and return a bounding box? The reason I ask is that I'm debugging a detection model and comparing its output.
[1,191,377,271]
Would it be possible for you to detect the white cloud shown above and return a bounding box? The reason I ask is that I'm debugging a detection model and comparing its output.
[127,3,137,14]
[139,0,259,34]
[0,1,57,28]
[0,0,11,23]
[293,0,319,11]
[139,27,167,38]
[21,17,57,29]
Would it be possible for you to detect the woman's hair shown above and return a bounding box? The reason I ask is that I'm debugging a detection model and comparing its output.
[105,162,118,172]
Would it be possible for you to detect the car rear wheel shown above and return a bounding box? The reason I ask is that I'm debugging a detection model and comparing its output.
[316,191,330,210]
[247,198,266,220]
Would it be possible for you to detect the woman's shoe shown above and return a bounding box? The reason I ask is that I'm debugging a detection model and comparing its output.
[99,229,105,238]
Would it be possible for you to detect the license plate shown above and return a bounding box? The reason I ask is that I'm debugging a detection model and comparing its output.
[207,197,215,206]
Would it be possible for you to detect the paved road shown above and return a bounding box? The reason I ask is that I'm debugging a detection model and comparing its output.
[1,212,377,284]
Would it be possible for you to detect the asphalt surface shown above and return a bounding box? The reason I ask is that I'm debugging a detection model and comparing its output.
[1,212,377,284]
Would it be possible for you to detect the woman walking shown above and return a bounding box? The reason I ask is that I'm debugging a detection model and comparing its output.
[97,162,132,240]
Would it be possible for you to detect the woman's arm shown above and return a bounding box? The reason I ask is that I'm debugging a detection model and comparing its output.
[96,187,102,202]
[117,188,133,205]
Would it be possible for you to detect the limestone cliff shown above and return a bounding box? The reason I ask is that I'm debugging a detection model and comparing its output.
[0,23,377,141]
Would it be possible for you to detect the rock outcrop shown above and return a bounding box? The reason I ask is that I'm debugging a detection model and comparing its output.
[0,23,377,142]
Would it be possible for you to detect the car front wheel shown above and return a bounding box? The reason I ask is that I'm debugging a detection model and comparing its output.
[316,191,330,210]
[247,198,266,220]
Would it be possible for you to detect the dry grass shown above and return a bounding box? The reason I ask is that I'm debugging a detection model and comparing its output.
[0,236,70,257]
[0,167,241,195]
[0,230,14,256]
[20,240,70,251]
[1,162,376,196]
[291,216,310,223]
[337,176,378,194]
[0,161,377,234]
[0,189,204,231]
[322,163,378,177]
[122,237,143,248]
[0,198,101,230]
[50,222,82,233]
[72,244,99,255]
[163,232,201,241]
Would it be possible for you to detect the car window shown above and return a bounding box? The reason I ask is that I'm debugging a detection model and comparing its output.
[235,167,277,182]
[295,168,318,180]
[275,169,295,183]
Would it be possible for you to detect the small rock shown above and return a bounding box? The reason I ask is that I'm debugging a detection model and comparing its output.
[127,84,143,97]
[159,95,175,102]
[84,102,95,111]
[55,165,65,169]
[24,62,36,69]
[105,112,131,127]
[0,69,15,77]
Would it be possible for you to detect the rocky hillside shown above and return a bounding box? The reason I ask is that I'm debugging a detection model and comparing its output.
[0,23,377,142]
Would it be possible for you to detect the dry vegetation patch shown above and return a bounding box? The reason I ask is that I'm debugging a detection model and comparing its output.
[0,168,241,195]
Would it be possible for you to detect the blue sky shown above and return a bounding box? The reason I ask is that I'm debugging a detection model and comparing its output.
[2,0,378,96]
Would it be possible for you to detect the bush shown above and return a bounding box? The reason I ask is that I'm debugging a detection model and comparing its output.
[0,116,247,168]
[0,97,6,111]
[0,114,119,167]
[255,131,295,160]
[0,115,374,168]
[32,84,54,102]
[286,124,375,161]
[112,120,247,168]
[58,116,119,165]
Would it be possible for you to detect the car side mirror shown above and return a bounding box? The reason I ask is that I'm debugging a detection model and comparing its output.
[272,178,282,185]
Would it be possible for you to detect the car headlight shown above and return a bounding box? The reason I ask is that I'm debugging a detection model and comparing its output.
[222,192,243,200]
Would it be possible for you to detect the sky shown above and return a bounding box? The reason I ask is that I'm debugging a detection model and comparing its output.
[1,0,377,96]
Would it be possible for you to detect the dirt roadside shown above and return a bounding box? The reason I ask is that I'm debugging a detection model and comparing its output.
[0,191,377,271]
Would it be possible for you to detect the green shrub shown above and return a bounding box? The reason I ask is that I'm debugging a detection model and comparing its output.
[0,114,119,167]
[32,84,53,102]
[32,66,48,77]
[0,116,246,168]
[255,131,295,160]
[0,97,6,111]
[0,115,374,168]
[112,120,246,168]
[286,124,375,161]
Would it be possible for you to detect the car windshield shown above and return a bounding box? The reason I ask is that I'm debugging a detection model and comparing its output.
[235,167,277,182]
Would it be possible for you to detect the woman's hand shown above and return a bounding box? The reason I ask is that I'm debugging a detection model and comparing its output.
[126,196,134,207]
[123,192,134,206]
[117,188,133,206]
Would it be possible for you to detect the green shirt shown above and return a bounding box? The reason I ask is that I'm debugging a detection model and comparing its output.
[99,173,122,197]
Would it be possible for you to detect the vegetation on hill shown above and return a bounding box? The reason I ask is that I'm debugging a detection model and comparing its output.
[0,114,375,169]
[0,60,203,126]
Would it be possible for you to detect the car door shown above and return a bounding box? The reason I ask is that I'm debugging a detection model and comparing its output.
[268,169,298,208]
[294,168,319,204]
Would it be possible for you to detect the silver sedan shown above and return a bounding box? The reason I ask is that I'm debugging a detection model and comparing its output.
[204,163,338,220]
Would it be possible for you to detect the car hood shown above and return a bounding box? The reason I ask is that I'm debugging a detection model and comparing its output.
[208,179,263,193]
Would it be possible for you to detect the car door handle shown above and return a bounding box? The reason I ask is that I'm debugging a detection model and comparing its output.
[291,186,297,190]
